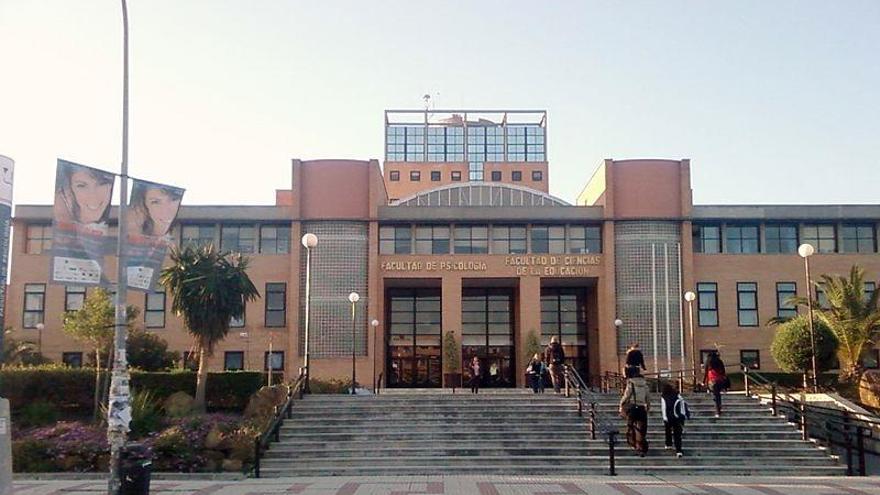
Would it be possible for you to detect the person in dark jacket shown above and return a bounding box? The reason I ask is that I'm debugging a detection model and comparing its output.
[544,336,566,393]
[467,356,482,394]
[660,383,688,457]
[624,342,647,378]
[619,374,650,456]
[703,351,727,417]
[526,353,546,393]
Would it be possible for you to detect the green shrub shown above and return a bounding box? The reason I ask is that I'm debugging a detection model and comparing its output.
[12,439,57,472]
[770,315,838,373]
[19,400,59,427]
[128,330,179,371]
[129,389,163,438]
[309,377,351,394]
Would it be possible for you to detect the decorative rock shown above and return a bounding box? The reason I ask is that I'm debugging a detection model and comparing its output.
[222,458,243,472]
[858,370,880,409]
[204,426,224,450]
[163,391,195,418]
[243,386,288,422]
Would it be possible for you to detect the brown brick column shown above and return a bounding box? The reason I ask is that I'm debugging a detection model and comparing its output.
[442,276,462,385]
[517,276,541,388]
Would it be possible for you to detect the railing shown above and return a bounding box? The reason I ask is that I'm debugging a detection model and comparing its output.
[742,365,880,476]
[564,365,620,476]
[253,367,307,478]
[590,368,701,395]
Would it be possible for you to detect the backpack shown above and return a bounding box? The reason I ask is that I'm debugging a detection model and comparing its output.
[674,396,691,421]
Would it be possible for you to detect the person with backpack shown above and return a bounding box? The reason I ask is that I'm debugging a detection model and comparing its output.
[525,353,546,393]
[703,350,728,417]
[544,336,566,393]
[624,342,647,378]
[660,383,690,457]
[619,372,650,456]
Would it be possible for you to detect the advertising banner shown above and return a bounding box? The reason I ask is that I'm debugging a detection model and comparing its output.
[0,155,13,365]
[51,159,116,286]
[124,179,184,291]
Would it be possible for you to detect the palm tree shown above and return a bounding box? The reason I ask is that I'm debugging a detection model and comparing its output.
[160,244,259,411]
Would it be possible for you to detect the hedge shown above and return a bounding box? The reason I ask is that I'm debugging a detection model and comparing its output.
[0,366,284,417]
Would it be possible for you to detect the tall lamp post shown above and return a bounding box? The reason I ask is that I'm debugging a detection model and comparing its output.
[798,243,819,393]
[301,233,318,393]
[348,292,360,395]
[683,291,697,387]
[613,319,623,373]
[370,319,380,391]
[239,332,249,370]
[35,323,45,355]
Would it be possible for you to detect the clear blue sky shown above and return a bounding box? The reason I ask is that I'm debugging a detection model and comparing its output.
[1,1,878,206]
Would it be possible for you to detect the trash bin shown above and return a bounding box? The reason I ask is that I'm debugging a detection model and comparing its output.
[120,443,152,495]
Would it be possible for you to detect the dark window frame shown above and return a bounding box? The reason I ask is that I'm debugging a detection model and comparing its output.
[264,282,287,328]
[25,224,52,254]
[258,225,291,254]
[64,285,86,312]
[764,223,799,254]
[725,224,760,254]
[693,224,721,254]
[451,171,462,182]
[23,283,46,329]
[453,225,489,254]
[224,351,244,371]
[490,225,527,255]
[264,351,285,371]
[567,225,602,254]
[530,225,565,254]
[697,282,718,327]
[776,282,798,319]
[531,170,543,181]
[414,224,450,254]
[379,225,412,254]
[410,170,421,182]
[841,224,877,254]
[740,349,761,370]
[389,170,400,181]
[490,170,502,182]
[145,290,166,328]
[180,224,216,249]
[62,352,83,368]
[736,282,759,327]
[802,224,837,254]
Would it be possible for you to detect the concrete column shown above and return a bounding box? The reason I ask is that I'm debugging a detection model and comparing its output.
[0,398,11,495]
[517,276,541,387]
[441,276,462,385]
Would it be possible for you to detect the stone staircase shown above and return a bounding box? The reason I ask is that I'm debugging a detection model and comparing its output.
[258,388,844,476]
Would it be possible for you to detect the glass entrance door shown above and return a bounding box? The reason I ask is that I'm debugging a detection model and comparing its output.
[541,287,589,380]
[387,289,442,388]
[462,288,515,387]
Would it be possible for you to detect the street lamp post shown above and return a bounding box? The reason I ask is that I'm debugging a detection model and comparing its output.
[613,319,623,373]
[370,319,380,392]
[35,323,44,355]
[348,292,360,395]
[798,243,819,393]
[301,233,318,393]
[239,332,249,370]
[684,291,697,387]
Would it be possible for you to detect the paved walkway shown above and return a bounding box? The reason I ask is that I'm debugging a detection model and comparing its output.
[9,476,880,495]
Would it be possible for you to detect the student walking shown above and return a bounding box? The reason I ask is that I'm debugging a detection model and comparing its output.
[544,336,566,393]
[526,353,546,393]
[624,342,647,378]
[703,351,728,417]
[660,383,690,457]
[619,373,650,456]
[468,356,482,394]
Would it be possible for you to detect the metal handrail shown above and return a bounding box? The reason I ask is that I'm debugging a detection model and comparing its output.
[253,367,307,478]
[564,365,620,476]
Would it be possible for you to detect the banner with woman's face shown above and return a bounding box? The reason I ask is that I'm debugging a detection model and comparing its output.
[124,179,185,291]
[51,159,116,286]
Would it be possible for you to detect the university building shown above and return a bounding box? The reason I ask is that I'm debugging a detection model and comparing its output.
[6,109,880,387]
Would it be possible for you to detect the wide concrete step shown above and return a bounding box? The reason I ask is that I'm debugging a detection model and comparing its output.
[279,430,806,441]
[268,438,819,449]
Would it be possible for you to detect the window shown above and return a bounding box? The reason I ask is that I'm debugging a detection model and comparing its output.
[265,283,286,327]
[506,125,545,162]
[181,225,215,249]
[230,301,245,328]
[568,226,602,254]
[389,170,400,181]
[776,282,798,319]
[866,282,876,303]
[453,226,488,254]
[414,225,450,254]
[740,350,760,370]
[467,126,504,163]
[693,224,721,253]
[23,283,45,328]
[511,171,522,182]
[861,349,880,370]
[802,224,836,253]
[259,225,291,254]
[697,283,718,327]
[725,225,759,254]
[490,170,502,182]
[145,291,166,328]
[469,161,484,181]
[427,126,464,162]
[737,282,758,327]
[386,125,425,162]
[265,351,284,371]
[26,224,52,254]
[531,170,543,181]
[451,171,462,182]
[379,225,412,254]
[491,225,527,254]
[699,349,715,365]
[765,224,798,254]
[531,225,565,254]
[62,352,83,368]
[410,170,420,182]
[816,287,829,309]
[430,171,441,182]
[182,351,199,371]
[220,225,255,253]
[65,286,86,311]
[842,224,876,253]
[224,351,244,371]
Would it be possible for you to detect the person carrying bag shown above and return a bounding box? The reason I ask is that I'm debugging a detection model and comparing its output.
[619,374,650,456]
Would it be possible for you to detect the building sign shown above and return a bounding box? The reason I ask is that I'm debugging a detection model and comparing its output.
[380,255,601,276]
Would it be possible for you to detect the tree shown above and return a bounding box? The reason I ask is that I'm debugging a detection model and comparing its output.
[442,331,461,375]
[127,329,179,371]
[0,328,45,366]
[524,330,542,364]
[770,315,838,374]
[160,244,259,411]
[62,288,139,420]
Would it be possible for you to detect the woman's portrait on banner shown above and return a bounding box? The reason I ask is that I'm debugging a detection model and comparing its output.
[127,181,184,239]
[53,161,114,227]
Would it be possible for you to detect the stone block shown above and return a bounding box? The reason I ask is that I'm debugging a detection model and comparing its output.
[858,370,880,409]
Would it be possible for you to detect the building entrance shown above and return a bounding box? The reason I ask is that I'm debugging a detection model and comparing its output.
[541,287,589,380]
[386,288,442,388]
[462,288,515,388]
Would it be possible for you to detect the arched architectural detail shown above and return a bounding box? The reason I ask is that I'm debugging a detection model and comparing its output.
[393,183,570,207]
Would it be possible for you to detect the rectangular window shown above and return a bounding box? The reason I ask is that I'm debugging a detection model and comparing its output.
[776,282,798,319]
[816,287,829,309]
[181,224,215,249]
[531,170,543,181]
[861,349,880,370]
[530,225,565,254]
[23,283,46,328]
[259,225,291,254]
[26,224,52,254]
[765,224,799,254]
[469,161,484,181]
[725,225,760,253]
[841,224,876,253]
[265,351,284,371]
[866,282,876,303]
[568,226,602,254]
[693,224,721,253]
[389,170,400,181]
[451,171,462,182]
[506,125,545,162]
[430,171,441,181]
[265,283,286,327]
[410,170,420,182]
[414,225,450,254]
[379,225,412,254]
[697,282,718,327]
[490,225,527,254]
[62,352,83,368]
[802,224,836,253]
[230,301,245,328]
[453,226,488,254]
[490,170,502,181]
[145,291,166,328]
[224,351,244,371]
[427,126,464,162]
[737,282,759,327]
[65,285,86,312]
[182,351,199,371]
[386,125,426,162]
[740,350,761,370]
[220,225,256,254]
[511,171,522,182]
[700,349,715,365]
